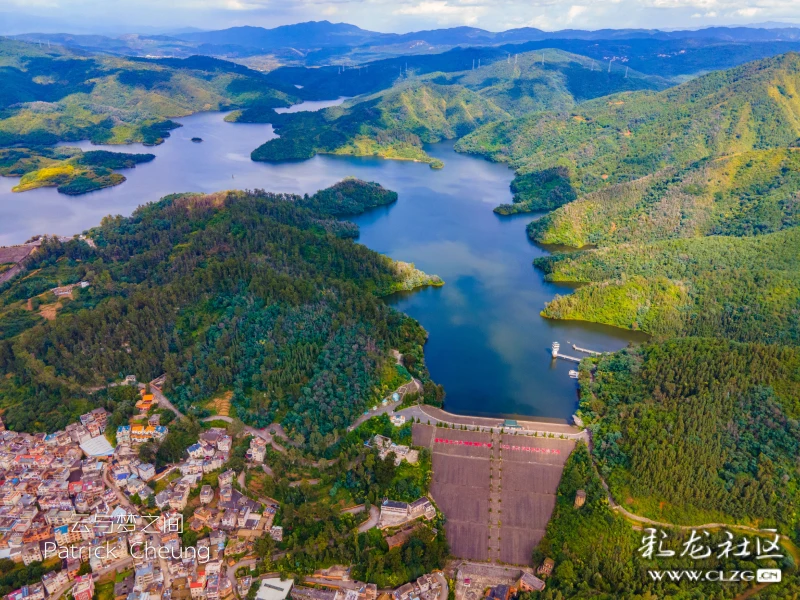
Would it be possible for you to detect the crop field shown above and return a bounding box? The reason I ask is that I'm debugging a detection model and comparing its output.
[413,424,575,565]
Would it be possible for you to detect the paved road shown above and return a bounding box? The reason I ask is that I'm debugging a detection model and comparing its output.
[104,464,133,508]
[150,380,185,420]
[227,558,257,598]
[288,478,320,488]
[198,414,288,454]
[348,378,423,432]
[103,463,173,589]
[152,464,179,482]
[433,572,448,600]
[357,506,380,533]
[397,405,586,440]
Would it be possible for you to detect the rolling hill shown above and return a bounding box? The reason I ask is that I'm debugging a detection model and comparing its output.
[248,49,665,167]
[0,180,441,453]
[458,52,800,213]
[0,39,297,147]
[0,39,298,193]
[535,227,800,343]
[528,148,800,247]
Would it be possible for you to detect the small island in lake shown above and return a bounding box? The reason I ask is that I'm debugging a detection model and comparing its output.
[191,137,203,143]
[3,148,155,196]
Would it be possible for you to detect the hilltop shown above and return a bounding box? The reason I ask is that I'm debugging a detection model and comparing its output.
[0,179,443,453]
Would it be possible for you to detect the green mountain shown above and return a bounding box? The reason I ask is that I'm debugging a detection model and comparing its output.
[0,39,296,147]
[511,56,800,347]
[248,49,665,168]
[580,339,800,534]
[250,82,507,168]
[529,148,800,248]
[0,180,442,453]
[458,52,800,213]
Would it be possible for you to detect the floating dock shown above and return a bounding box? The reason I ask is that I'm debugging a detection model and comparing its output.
[572,344,606,356]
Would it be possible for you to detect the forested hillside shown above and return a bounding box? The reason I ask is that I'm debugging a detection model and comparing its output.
[0,180,443,453]
[528,442,797,599]
[514,52,800,574]
[529,149,800,248]
[1,147,155,195]
[0,39,295,146]
[458,52,800,213]
[250,83,506,167]
[535,227,800,342]
[578,340,800,533]
[248,49,664,167]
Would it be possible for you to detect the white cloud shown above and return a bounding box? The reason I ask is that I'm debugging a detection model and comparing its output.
[391,0,487,24]
[566,4,587,21]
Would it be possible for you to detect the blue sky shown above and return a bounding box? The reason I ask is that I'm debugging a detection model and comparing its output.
[2,0,799,34]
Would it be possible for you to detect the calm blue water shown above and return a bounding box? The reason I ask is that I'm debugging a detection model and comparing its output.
[0,109,646,421]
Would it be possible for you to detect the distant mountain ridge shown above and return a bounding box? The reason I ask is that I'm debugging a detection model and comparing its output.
[175,21,380,49]
[12,21,800,76]
[173,20,800,50]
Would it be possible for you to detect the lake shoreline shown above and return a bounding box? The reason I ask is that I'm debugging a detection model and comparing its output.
[0,107,647,422]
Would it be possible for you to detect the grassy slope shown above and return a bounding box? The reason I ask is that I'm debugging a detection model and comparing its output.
[248,49,664,168]
[458,52,800,212]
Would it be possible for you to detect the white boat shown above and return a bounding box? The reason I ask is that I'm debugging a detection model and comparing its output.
[568,370,579,379]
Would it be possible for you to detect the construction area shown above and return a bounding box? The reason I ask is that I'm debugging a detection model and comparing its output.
[412,423,575,566]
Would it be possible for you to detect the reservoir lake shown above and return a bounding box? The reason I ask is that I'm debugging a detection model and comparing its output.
[0,105,647,422]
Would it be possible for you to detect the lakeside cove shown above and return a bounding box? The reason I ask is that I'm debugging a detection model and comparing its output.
[0,105,647,422]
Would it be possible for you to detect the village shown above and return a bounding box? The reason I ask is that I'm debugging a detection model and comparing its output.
[0,376,560,600]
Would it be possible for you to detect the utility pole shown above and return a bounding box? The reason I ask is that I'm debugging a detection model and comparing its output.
[625,66,629,78]
[608,60,612,73]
